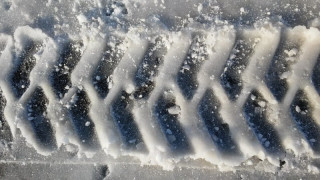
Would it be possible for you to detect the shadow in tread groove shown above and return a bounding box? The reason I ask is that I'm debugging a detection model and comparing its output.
[177,33,208,100]
[290,90,320,153]
[51,41,83,99]
[243,90,284,155]
[312,54,320,95]
[0,88,12,142]
[10,40,42,98]
[93,39,125,99]
[69,89,100,149]
[26,87,56,150]
[134,36,168,99]
[154,91,192,154]
[93,164,109,180]
[110,91,145,150]
[198,89,239,154]
[220,35,256,101]
[265,33,300,102]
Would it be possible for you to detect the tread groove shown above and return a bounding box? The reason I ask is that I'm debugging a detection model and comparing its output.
[10,40,42,98]
[177,34,208,100]
[154,91,192,154]
[51,41,83,98]
[265,34,300,102]
[290,90,320,153]
[220,35,255,101]
[93,39,125,98]
[198,89,239,154]
[110,90,145,150]
[243,90,284,155]
[134,37,167,99]
[68,89,100,148]
[312,55,320,95]
[26,87,56,149]
[0,88,12,142]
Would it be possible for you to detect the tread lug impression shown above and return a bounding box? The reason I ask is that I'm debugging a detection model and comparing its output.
[26,87,56,149]
[51,41,83,99]
[243,90,284,155]
[10,40,42,98]
[134,37,167,99]
[0,89,12,143]
[265,33,300,102]
[198,89,239,154]
[312,55,320,95]
[110,90,145,150]
[68,88,99,149]
[220,34,255,101]
[290,90,320,153]
[93,39,125,99]
[154,90,192,154]
[177,33,208,100]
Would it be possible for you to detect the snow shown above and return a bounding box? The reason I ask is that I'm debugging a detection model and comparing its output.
[0,0,320,175]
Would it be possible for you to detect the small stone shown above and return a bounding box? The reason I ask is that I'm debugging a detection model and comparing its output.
[258,101,266,108]
[168,105,181,115]
[265,141,270,147]
[168,135,176,142]
[310,139,316,143]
